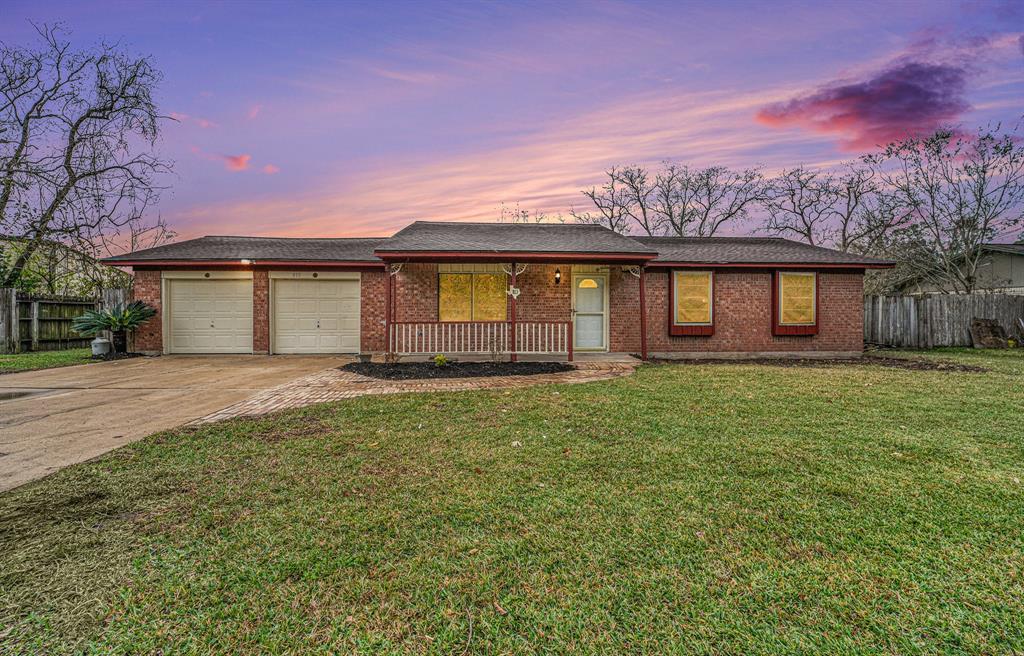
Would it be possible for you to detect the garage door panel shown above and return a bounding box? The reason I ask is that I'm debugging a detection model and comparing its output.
[167,279,253,354]
[273,277,360,354]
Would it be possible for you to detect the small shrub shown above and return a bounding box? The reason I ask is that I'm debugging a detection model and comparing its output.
[433,353,450,368]
[72,301,157,353]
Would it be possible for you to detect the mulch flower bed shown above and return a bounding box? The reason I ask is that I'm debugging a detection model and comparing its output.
[341,361,576,380]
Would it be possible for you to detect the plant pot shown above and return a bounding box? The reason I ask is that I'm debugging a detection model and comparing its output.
[111,331,128,354]
[91,338,111,356]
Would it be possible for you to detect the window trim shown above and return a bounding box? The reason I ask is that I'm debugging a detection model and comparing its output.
[669,269,715,336]
[772,271,819,336]
[437,271,508,322]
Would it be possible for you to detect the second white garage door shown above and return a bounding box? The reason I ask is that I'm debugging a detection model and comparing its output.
[273,277,361,354]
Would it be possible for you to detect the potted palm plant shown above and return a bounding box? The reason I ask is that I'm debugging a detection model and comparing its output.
[72,301,157,354]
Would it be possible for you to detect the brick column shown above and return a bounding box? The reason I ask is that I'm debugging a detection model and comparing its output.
[132,269,163,355]
[253,270,270,354]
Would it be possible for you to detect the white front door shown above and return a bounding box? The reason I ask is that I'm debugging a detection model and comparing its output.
[273,278,361,354]
[167,278,253,354]
[572,274,608,351]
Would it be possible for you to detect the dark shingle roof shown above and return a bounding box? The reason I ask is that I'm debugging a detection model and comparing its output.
[374,221,656,255]
[983,242,1024,256]
[635,236,893,266]
[102,236,385,263]
[101,225,892,267]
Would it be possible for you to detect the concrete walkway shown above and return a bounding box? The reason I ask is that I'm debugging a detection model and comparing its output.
[195,358,639,423]
[0,355,347,492]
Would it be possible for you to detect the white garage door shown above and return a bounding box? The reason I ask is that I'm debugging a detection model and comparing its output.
[273,278,360,353]
[167,278,253,354]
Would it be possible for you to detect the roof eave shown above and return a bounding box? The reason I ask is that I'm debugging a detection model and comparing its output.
[101,259,385,268]
[373,250,657,263]
[647,261,895,269]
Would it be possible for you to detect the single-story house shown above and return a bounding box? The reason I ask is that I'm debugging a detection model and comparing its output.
[102,221,892,359]
[895,242,1024,296]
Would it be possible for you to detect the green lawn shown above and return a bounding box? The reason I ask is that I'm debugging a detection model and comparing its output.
[2,351,1023,654]
[0,348,93,374]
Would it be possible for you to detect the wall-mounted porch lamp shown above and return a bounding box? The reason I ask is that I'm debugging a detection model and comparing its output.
[554,268,561,285]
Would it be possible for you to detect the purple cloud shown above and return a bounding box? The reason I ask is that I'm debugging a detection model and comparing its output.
[756,61,971,150]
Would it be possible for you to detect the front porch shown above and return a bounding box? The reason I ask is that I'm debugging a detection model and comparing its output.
[381,261,651,362]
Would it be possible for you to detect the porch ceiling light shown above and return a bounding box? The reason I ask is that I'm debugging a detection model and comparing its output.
[554,268,561,285]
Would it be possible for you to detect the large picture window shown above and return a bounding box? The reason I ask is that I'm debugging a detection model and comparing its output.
[777,272,816,325]
[438,273,507,321]
[669,270,714,336]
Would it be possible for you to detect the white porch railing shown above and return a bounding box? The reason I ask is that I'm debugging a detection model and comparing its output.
[389,321,572,359]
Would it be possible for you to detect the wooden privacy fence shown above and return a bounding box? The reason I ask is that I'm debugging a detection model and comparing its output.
[0,287,129,354]
[864,293,1024,348]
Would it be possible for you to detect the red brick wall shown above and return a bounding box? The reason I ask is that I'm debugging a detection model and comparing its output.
[131,269,163,354]
[133,264,863,356]
[515,264,570,321]
[389,263,573,324]
[610,266,642,353]
[361,269,387,352]
[253,270,270,354]
[625,269,864,354]
[393,264,439,322]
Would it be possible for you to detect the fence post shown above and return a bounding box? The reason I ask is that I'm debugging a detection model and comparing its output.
[30,300,39,351]
[0,288,16,354]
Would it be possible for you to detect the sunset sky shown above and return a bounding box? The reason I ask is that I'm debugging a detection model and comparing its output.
[3,0,1022,240]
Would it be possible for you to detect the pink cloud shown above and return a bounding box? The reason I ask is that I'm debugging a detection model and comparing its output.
[262,164,280,174]
[756,60,971,151]
[247,104,263,119]
[222,154,251,171]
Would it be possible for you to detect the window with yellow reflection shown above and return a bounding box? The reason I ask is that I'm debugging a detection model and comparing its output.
[439,273,507,321]
[778,272,816,325]
[673,271,713,324]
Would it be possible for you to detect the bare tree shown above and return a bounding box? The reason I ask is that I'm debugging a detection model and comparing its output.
[661,165,764,237]
[497,202,565,224]
[761,167,840,246]
[868,126,1024,292]
[614,165,660,235]
[0,24,171,288]
[570,166,633,233]
[575,163,763,236]
[826,163,915,254]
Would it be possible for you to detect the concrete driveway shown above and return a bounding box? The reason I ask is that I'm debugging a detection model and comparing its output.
[0,355,348,492]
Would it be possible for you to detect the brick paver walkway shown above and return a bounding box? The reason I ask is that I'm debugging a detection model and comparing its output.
[193,359,638,424]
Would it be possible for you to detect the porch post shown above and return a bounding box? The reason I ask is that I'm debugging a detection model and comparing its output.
[384,265,393,357]
[509,262,517,362]
[639,265,648,361]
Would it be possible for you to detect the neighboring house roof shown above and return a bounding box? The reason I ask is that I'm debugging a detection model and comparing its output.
[635,236,893,267]
[982,242,1024,256]
[102,235,385,263]
[374,221,656,257]
[101,222,892,268]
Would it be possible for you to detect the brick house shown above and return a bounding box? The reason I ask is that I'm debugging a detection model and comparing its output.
[103,221,892,359]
